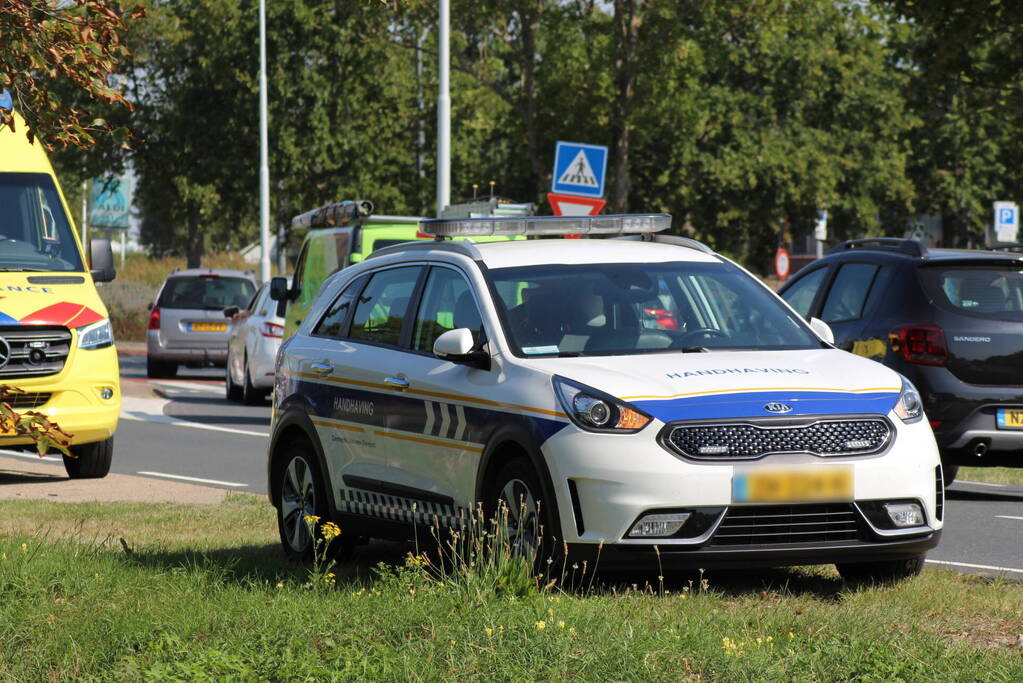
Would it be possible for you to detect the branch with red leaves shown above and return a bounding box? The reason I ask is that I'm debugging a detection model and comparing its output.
[0,385,72,457]
[0,0,145,150]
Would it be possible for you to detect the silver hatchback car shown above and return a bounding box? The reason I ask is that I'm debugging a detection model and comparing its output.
[146,268,257,378]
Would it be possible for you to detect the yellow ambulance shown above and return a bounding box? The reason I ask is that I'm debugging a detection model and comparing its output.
[0,109,119,477]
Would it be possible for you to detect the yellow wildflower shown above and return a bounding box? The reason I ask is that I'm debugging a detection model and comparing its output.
[788,632,795,639]
[20,543,27,552]
[321,522,341,540]
[557,621,566,629]
[485,627,494,638]
[535,620,547,630]
[303,514,320,525]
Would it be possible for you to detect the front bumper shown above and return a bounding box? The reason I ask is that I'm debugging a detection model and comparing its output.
[0,344,120,447]
[540,413,942,565]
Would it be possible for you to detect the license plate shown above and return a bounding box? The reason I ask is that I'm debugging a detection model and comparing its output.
[190,322,227,332]
[732,467,853,503]
[996,408,1023,430]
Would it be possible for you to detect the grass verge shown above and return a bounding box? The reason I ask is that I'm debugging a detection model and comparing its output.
[1,495,1021,681]
[959,466,1023,487]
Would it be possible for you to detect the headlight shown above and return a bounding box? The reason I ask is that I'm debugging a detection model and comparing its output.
[893,376,923,422]
[77,318,114,350]
[552,376,651,433]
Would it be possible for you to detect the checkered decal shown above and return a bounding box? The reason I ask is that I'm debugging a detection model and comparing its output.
[338,488,466,529]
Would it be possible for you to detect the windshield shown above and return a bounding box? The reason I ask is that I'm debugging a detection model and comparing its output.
[918,265,1023,321]
[488,261,821,357]
[158,276,255,310]
[0,172,84,272]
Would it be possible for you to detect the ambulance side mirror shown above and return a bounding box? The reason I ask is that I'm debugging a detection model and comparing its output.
[809,317,834,345]
[89,238,116,283]
[434,328,490,370]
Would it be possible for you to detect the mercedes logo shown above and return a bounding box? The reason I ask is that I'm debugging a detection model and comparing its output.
[764,402,792,414]
[0,337,10,370]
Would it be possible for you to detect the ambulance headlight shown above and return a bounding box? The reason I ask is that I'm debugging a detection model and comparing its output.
[553,376,651,433]
[77,319,114,350]
[894,376,923,423]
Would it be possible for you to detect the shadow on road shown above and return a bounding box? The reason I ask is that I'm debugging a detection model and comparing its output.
[0,468,65,485]
[946,487,1023,503]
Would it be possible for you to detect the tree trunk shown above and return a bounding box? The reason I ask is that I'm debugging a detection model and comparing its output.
[186,206,204,268]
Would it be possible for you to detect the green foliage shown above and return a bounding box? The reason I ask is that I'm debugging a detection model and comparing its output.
[0,385,72,456]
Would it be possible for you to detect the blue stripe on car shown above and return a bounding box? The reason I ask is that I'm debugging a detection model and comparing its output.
[631,390,899,422]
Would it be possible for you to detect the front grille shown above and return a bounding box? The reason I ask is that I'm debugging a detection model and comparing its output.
[935,466,944,522]
[0,326,71,378]
[1,392,51,409]
[710,504,865,546]
[666,418,891,460]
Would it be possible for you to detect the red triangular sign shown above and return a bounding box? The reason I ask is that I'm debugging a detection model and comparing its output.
[547,193,606,217]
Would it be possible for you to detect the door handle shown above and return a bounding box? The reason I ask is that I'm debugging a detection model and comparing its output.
[384,376,409,390]
[311,361,333,375]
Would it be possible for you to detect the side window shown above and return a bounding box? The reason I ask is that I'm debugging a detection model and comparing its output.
[413,268,482,352]
[297,232,351,311]
[314,275,367,338]
[781,267,829,318]
[820,263,880,323]
[348,267,422,346]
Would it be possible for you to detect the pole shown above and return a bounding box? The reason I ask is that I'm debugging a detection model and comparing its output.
[120,230,126,267]
[436,0,450,216]
[80,180,88,247]
[258,0,271,282]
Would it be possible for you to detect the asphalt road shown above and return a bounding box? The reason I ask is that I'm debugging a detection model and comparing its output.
[20,351,1022,579]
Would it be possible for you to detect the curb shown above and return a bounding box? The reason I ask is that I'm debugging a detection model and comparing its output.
[116,341,147,357]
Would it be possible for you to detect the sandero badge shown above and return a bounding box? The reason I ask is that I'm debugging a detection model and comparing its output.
[764,402,793,414]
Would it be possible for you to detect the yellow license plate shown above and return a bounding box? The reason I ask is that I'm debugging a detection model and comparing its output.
[191,322,227,332]
[732,467,853,503]
[997,409,1023,429]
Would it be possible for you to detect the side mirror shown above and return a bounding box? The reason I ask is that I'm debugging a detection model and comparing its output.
[433,328,490,370]
[809,317,834,345]
[223,305,240,319]
[89,238,116,283]
[268,277,289,302]
[146,301,153,311]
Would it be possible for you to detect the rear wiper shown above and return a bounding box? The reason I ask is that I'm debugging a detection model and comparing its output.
[680,346,709,353]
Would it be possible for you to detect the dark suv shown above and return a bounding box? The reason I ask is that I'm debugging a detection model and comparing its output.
[778,238,1023,485]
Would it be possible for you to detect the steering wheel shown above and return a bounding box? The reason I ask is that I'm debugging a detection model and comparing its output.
[678,327,730,346]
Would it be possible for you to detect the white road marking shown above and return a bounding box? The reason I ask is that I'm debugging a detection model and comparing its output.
[926,559,1023,575]
[995,515,1023,521]
[424,401,435,436]
[136,471,247,487]
[958,480,1008,488]
[120,395,268,438]
[150,379,224,392]
[0,448,62,463]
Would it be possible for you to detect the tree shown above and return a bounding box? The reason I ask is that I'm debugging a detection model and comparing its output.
[0,0,143,150]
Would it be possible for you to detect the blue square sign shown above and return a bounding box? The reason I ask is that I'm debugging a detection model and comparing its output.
[552,141,608,198]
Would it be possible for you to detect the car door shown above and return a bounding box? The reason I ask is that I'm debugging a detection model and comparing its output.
[378,265,495,512]
[229,284,263,383]
[302,265,426,520]
[817,262,891,360]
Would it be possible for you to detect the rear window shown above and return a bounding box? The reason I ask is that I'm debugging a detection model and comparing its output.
[919,265,1023,321]
[158,276,256,311]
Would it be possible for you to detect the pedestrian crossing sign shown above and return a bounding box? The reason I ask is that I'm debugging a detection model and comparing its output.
[552,141,608,198]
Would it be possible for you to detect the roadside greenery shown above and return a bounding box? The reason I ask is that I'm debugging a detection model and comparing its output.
[1,495,1021,680]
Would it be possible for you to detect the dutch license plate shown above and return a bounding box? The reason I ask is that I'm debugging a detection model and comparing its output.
[191,322,227,332]
[732,467,853,503]
[996,408,1023,430]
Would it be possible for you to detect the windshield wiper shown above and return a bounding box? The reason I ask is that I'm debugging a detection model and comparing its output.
[0,267,50,272]
[680,346,709,353]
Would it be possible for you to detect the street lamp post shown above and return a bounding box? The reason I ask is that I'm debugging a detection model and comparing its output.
[258,0,271,282]
[436,0,450,217]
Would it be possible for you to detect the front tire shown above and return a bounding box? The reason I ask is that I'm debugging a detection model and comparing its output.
[484,458,560,569]
[63,437,113,479]
[241,354,264,405]
[836,554,925,584]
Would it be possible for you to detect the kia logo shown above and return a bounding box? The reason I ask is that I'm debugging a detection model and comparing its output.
[0,337,9,370]
[764,402,792,414]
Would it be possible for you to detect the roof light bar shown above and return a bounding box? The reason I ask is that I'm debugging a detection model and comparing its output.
[418,213,671,237]
[291,199,374,231]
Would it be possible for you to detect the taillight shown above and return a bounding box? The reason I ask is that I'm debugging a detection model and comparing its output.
[892,325,947,365]
[261,321,284,338]
[148,306,161,330]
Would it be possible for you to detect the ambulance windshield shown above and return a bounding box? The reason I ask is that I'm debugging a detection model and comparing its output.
[0,172,84,272]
